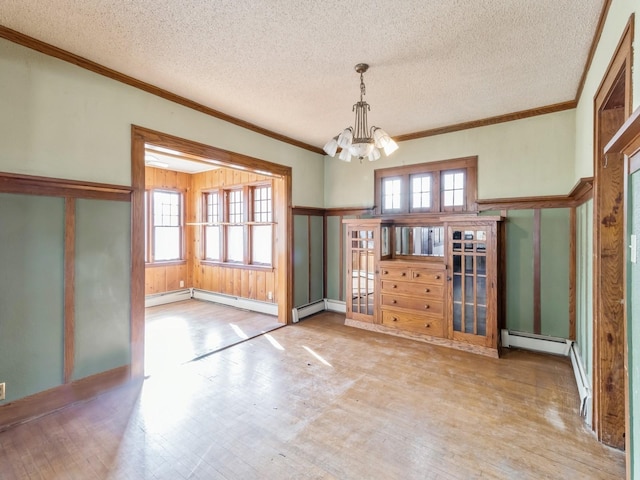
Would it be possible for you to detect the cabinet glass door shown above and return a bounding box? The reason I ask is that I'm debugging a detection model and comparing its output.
[449,226,490,344]
[348,227,376,319]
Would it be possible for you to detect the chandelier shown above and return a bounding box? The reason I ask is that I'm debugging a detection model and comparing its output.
[323,63,398,162]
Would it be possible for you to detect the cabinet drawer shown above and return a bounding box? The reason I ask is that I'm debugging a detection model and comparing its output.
[409,267,445,285]
[382,310,444,337]
[379,266,411,281]
[381,280,443,299]
[381,294,443,315]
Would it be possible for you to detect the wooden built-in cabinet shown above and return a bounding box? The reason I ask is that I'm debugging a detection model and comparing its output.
[344,216,503,357]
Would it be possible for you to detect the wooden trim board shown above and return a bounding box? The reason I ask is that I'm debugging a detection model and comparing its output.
[0,366,133,433]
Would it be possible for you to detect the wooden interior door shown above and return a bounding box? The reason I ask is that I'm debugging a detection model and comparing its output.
[346,225,378,322]
[448,224,496,347]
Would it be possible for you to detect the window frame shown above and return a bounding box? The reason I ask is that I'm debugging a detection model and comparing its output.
[201,181,274,269]
[145,188,185,265]
[374,156,477,216]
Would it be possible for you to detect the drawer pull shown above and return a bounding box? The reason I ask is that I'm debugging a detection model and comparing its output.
[435,275,441,280]
[425,323,431,328]
[392,317,398,322]
[391,299,397,304]
[382,270,388,275]
[424,304,430,309]
[401,272,406,276]
[392,284,397,289]
[414,272,420,278]
[425,288,430,293]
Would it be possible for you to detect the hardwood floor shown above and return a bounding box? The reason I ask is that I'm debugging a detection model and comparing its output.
[145,299,282,375]
[0,312,625,479]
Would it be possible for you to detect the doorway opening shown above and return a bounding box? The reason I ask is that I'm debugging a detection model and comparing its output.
[592,19,633,449]
[130,126,293,377]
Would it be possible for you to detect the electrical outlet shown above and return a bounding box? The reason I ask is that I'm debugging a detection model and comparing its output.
[0,382,5,401]
[267,291,273,300]
[179,280,185,288]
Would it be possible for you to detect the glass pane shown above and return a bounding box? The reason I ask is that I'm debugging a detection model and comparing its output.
[452,230,462,251]
[465,256,474,273]
[205,225,220,260]
[465,275,474,304]
[453,255,462,273]
[227,225,244,262]
[477,256,486,275]
[477,306,486,336]
[453,274,462,302]
[444,190,453,206]
[154,226,180,261]
[453,190,464,206]
[465,304,475,333]
[383,178,402,211]
[252,225,272,264]
[477,230,487,241]
[381,227,390,256]
[453,302,462,332]
[477,276,486,306]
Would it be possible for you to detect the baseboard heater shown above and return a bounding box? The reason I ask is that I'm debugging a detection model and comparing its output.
[145,289,191,308]
[292,300,326,323]
[501,329,571,356]
[192,289,278,316]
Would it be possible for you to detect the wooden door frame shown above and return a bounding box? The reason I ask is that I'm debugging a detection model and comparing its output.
[130,125,293,378]
[592,15,633,449]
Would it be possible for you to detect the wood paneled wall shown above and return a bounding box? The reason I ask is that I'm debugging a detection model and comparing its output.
[145,166,192,295]
[190,168,277,303]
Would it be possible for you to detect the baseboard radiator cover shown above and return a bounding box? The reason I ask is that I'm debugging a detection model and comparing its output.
[324,299,346,313]
[192,289,278,316]
[292,300,326,323]
[501,329,571,356]
[145,289,192,308]
[569,341,592,424]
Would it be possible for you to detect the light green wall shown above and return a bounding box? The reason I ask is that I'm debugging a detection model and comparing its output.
[0,38,324,207]
[74,199,131,380]
[574,0,640,179]
[505,210,535,332]
[0,194,65,403]
[309,215,324,303]
[293,215,310,307]
[540,208,570,338]
[629,172,640,478]
[325,216,342,301]
[324,109,576,207]
[575,200,594,388]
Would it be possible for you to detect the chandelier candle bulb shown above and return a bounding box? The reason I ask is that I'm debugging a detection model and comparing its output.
[323,63,399,162]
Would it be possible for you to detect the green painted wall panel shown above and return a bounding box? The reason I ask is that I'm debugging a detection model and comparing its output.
[0,193,65,402]
[309,215,324,303]
[575,200,593,385]
[540,208,571,337]
[505,210,535,332]
[74,199,130,380]
[629,171,640,478]
[293,215,310,307]
[326,216,341,301]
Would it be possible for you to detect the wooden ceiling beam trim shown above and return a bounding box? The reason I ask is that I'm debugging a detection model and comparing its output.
[394,101,577,143]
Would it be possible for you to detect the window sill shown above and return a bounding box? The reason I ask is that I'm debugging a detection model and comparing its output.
[145,260,187,267]
[200,260,274,272]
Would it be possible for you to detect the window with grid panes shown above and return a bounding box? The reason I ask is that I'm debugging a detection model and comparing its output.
[204,191,221,260]
[251,185,272,265]
[146,189,183,262]
[226,189,244,262]
[375,157,477,215]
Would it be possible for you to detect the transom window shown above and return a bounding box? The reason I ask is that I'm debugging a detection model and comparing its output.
[375,157,477,215]
[145,189,184,263]
[203,183,273,266]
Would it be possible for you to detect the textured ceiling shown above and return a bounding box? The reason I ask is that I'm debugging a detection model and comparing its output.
[0,1,604,151]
